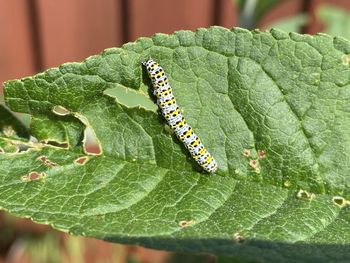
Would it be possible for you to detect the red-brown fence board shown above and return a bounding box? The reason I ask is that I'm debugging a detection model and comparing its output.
[215,0,238,28]
[37,0,123,68]
[129,0,214,41]
[0,1,35,90]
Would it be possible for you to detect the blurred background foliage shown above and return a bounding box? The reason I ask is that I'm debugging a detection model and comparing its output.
[1,0,350,262]
[317,4,350,39]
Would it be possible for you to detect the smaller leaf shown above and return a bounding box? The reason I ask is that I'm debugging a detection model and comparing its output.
[318,4,350,39]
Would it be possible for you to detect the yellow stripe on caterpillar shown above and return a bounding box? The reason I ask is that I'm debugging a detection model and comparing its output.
[177,119,186,128]
[199,148,207,155]
[171,108,180,117]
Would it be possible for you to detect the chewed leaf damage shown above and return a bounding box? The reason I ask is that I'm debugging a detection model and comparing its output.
[21,171,46,182]
[37,155,58,167]
[74,156,89,165]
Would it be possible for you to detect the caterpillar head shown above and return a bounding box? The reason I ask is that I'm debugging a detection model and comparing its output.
[142,59,154,66]
[142,59,160,71]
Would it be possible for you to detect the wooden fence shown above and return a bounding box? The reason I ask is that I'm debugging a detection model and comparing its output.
[1,0,350,90]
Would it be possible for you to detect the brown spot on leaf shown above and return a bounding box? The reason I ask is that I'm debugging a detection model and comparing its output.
[258,149,266,159]
[249,159,258,168]
[243,149,251,157]
[179,220,195,228]
[74,156,89,165]
[249,159,260,174]
[22,172,46,182]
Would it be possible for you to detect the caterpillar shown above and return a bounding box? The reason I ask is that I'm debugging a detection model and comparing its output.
[142,59,218,173]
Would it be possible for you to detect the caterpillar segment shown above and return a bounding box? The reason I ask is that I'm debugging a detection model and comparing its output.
[143,59,218,173]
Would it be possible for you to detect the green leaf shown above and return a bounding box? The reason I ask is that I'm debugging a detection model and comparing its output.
[2,27,350,262]
[318,4,350,40]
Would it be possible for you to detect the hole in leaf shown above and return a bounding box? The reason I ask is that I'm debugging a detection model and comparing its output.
[52,105,70,116]
[43,140,69,149]
[332,196,349,208]
[74,156,89,165]
[0,147,4,154]
[104,85,157,111]
[297,190,316,200]
[21,171,46,182]
[72,112,102,155]
[243,149,251,157]
[83,127,102,155]
[37,156,58,168]
[179,220,195,228]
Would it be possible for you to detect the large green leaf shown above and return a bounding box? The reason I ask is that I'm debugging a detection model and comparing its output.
[1,27,350,262]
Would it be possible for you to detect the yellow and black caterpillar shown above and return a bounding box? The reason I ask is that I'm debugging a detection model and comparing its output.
[143,59,218,173]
